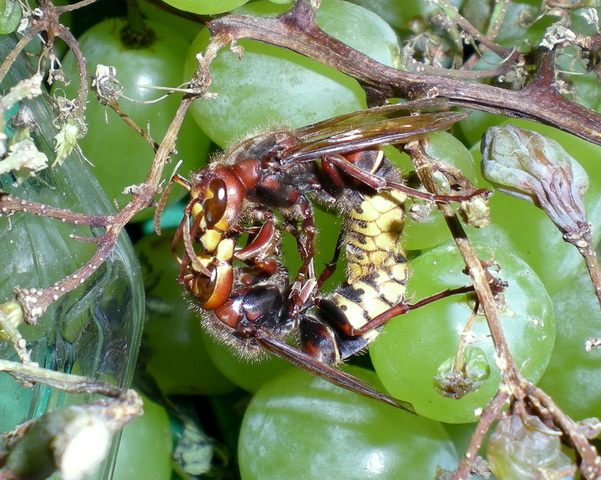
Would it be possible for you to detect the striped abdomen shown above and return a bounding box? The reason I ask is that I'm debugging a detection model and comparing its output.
[324,154,409,358]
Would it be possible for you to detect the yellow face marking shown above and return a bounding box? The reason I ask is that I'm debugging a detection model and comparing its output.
[213,219,230,231]
[215,238,235,262]
[201,229,223,253]
[193,253,213,271]
[191,202,203,217]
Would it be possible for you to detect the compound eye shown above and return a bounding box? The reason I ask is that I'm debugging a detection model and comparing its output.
[204,178,228,227]
[189,262,233,310]
[192,271,216,304]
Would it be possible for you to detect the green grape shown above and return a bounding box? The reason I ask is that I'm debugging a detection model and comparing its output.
[388,130,479,252]
[370,243,555,423]
[495,2,551,47]
[469,119,601,294]
[347,0,463,30]
[160,0,249,15]
[556,46,601,112]
[537,263,601,420]
[569,5,601,37]
[239,367,459,480]
[135,232,235,396]
[424,131,478,181]
[460,1,551,90]
[55,18,211,221]
[462,0,549,48]
[0,0,21,34]
[139,0,202,42]
[113,394,172,480]
[460,0,493,33]
[200,330,290,393]
[444,422,478,456]
[458,111,506,148]
[566,72,601,112]
[486,414,575,480]
[185,0,400,146]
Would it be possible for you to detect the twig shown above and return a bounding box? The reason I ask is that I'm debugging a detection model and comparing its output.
[432,0,513,58]
[0,359,122,397]
[0,193,113,227]
[202,11,601,146]
[406,141,519,382]
[532,386,601,478]
[453,389,509,479]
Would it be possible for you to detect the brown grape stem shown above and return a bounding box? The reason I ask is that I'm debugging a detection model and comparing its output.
[201,10,601,146]
[453,390,509,480]
[406,141,520,382]
[0,2,91,119]
[530,386,601,478]
[432,0,512,58]
[140,0,601,146]
[407,141,601,478]
[566,227,601,312]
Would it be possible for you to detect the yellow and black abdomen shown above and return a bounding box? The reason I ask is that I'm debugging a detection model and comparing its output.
[332,186,408,338]
[317,155,409,361]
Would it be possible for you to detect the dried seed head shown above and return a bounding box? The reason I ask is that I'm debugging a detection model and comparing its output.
[460,195,490,229]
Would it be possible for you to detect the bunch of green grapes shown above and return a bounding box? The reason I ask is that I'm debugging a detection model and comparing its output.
[23,0,601,478]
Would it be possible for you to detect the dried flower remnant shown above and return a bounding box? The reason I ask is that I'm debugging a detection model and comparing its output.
[460,195,490,229]
[0,73,43,111]
[91,64,123,105]
[481,125,601,309]
[0,75,49,176]
[0,300,31,364]
[433,346,491,400]
[53,120,82,167]
[481,125,589,237]
[1,138,48,177]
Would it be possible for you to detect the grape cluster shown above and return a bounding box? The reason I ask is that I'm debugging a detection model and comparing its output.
[28,0,601,478]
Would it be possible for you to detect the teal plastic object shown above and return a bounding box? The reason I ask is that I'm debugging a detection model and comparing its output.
[0,34,144,480]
